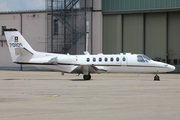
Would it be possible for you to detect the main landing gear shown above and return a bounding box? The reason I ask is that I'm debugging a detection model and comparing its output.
[83,74,91,80]
[154,74,160,81]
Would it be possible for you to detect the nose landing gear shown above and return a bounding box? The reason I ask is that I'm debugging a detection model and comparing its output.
[154,74,160,81]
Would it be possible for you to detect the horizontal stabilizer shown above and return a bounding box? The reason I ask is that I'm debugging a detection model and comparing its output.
[15,47,33,56]
[14,47,33,62]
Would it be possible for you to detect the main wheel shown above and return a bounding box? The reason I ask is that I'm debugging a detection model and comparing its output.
[83,75,91,80]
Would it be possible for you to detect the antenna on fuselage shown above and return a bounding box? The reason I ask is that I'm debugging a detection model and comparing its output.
[84,51,90,55]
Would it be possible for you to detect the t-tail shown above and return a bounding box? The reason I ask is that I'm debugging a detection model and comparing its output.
[4,29,36,63]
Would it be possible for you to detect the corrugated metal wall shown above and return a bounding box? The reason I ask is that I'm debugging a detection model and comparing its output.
[102,0,180,72]
[102,0,180,12]
[103,11,180,68]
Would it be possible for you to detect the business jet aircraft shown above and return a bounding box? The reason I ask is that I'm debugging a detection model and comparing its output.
[4,28,175,80]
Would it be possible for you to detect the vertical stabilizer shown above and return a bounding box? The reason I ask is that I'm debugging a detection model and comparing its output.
[4,29,35,62]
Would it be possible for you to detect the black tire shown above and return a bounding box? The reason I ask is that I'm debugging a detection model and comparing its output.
[83,75,91,80]
[154,75,160,81]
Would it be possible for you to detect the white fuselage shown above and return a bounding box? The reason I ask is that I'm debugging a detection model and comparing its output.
[25,52,175,74]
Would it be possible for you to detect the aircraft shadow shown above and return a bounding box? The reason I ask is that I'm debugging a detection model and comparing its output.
[70,79,93,81]
[3,78,64,81]
[3,78,93,81]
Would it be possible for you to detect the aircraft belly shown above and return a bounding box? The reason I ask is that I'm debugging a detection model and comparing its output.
[107,66,167,73]
[107,66,136,73]
[30,65,61,71]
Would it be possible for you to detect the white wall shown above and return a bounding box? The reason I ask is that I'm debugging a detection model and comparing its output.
[0,12,46,70]
[21,13,46,52]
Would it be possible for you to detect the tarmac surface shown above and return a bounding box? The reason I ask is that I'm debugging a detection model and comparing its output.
[0,70,180,120]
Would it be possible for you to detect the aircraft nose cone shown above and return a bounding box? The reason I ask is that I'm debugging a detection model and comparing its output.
[167,64,175,72]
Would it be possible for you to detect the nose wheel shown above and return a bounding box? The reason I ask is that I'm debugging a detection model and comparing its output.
[154,74,160,81]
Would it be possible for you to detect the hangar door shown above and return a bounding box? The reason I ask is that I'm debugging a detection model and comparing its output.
[168,12,180,65]
[123,14,144,54]
[103,15,122,54]
[103,14,144,54]
[145,13,167,62]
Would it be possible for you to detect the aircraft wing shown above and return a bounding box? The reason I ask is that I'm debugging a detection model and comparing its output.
[90,65,107,72]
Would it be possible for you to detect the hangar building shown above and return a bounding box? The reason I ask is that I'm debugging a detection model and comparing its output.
[0,0,180,72]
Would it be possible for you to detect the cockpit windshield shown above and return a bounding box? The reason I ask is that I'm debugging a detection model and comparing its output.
[137,55,152,62]
[143,55,151,61]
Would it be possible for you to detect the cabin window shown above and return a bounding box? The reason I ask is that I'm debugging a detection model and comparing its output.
[137,55,145,62]
[116,57,119,61]
[93,58,96,62]
[110,57,113,62]
[99,58,102,62]
[105,57,108,62]
[86,58,90,62]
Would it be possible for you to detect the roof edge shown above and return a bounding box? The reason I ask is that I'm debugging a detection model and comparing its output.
[0,9,46,14]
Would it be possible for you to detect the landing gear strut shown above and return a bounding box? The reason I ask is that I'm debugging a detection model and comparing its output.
[83,74,91,80]
[154,74,160,81]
